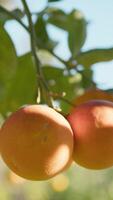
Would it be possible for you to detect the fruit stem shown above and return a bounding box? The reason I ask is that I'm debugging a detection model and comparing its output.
[49,92,76,107]
[21,0,53,107]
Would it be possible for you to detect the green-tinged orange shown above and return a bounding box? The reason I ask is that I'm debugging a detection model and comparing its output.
[67,100,113,169]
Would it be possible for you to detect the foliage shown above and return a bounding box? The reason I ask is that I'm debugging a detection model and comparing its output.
[0,1,113,116]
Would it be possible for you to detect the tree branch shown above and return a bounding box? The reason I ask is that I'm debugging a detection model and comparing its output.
[0,6,28,31]
[21,0,53,107]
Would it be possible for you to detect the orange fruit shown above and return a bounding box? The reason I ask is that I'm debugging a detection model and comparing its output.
[0,105,73,180]
[67,100,113,169]
[75,88,113,105]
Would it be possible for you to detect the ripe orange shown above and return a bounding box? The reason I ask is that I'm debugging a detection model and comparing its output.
[67,100,113,169]
[75,88,113,106]
[0,105,73,180]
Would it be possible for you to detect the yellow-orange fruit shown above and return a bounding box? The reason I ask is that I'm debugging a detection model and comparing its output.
[67,100,113,169]
[75,88,113,106]
[0,105,73,180]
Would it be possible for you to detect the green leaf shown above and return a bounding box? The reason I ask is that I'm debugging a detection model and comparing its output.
[43,67,72,96]
[68,10,87,57]
[0,24,17,114]
[47,8,68,30]
[76,48,113,67]
[35,16,57,50]
[47,8,87,57]
[8,53,37,111]
[81,68,94,89]
[43,66,81,113]
[0,6,24,23]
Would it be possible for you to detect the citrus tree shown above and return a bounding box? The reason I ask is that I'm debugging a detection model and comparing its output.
[1,1,113,200]
[1,0,113,184]
[0,0,113,118]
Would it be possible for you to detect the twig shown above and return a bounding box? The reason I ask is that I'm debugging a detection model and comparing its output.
[21,0,53,107]
[49,50,71,74]
[0,6,28,31]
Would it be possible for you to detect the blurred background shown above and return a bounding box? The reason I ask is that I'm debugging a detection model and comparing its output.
[0,0,113,199]
[2,0,113,89]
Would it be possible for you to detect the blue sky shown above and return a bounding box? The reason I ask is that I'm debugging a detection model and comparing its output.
[5,0,113,89]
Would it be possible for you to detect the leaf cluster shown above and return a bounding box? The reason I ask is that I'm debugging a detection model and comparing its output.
[0,0,113,116]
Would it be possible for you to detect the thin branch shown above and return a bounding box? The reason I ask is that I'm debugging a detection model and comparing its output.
[22,1,41,70]
[21,0,53,107]
[49,50,72,76]
[49,50,67,65]
[0,6,28,31]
